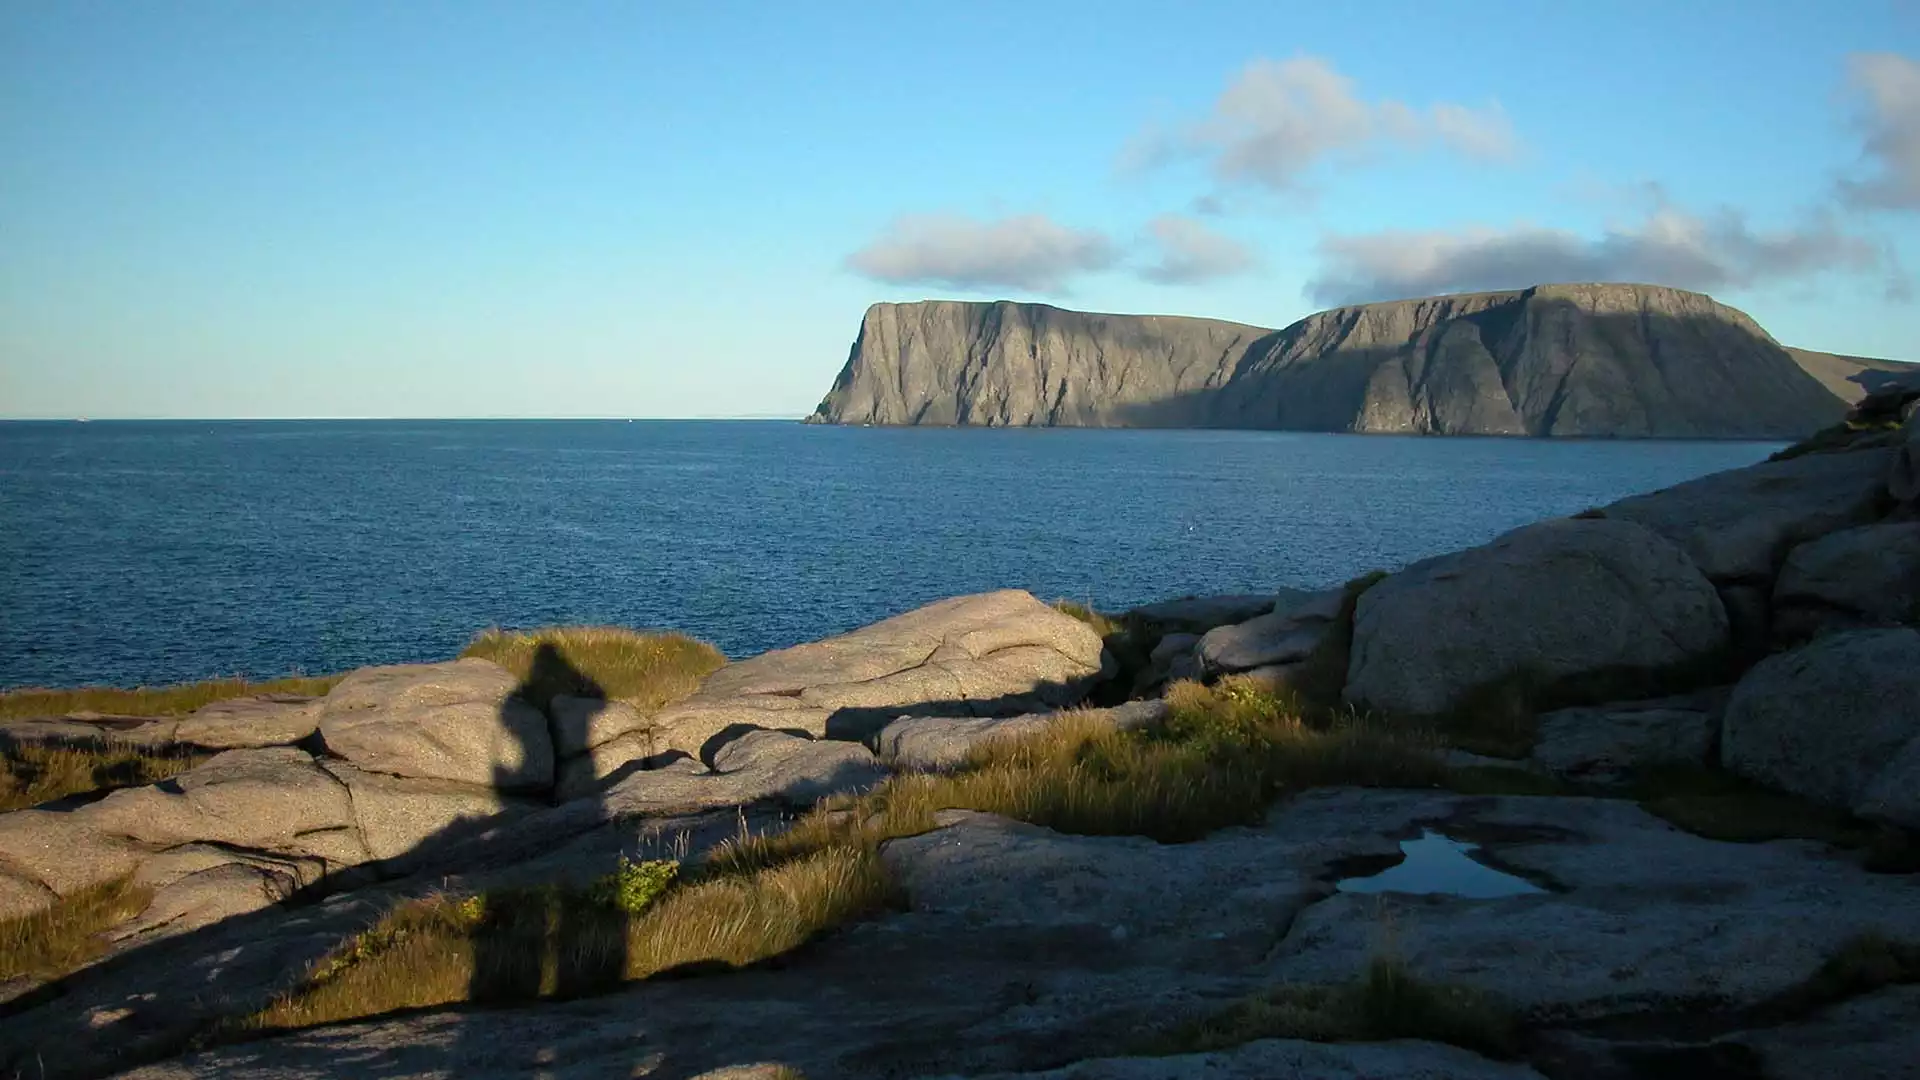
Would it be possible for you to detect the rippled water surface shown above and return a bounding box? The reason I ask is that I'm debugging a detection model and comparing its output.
[0,420,1781,688]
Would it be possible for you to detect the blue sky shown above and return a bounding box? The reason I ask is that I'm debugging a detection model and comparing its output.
[3,0,1918,418]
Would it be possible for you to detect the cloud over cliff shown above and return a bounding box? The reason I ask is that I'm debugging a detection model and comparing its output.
[1122,56,1517,191]
[844,214,1120,293]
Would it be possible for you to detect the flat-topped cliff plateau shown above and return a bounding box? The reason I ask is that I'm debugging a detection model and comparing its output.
[809,282,1916,439]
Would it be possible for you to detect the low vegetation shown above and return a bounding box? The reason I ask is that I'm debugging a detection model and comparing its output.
[0,874,153,983]
[247,849,894,1031]
[1140,956,1520,1060]
[248,679,1448,1031]
[461,626,727,713]
[0,740,212,812]
[1769,418,1906,462]
[1050,599,1122,640]
[0,675,342,723]
[712,677,1443,872]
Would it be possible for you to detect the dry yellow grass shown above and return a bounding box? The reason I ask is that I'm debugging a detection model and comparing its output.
[245,678,1442,1034]
[0,740,212,812]
[1050,599,1123,639]
[0,874,152,983]
[0,675,341,723]
[460,626,726,712]
[710,678,1443,873]
[247,847,892,1030]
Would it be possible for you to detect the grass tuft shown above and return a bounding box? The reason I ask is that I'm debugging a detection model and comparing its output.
[0,676,341,723]
[248,847,892,1031]
[1143,956,1520,1060]
[1050,599,1123,640]
[461,626,725,713]
[0,740,212,812]
[0,874,153,983]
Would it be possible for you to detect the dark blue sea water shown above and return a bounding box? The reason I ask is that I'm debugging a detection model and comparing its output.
[0,421,1782,690]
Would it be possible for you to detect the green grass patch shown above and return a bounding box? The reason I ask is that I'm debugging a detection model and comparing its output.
[0,874,153,983]
[246,848,893,1031]
[0,676,341,723]
[1141,956,1520,1060]
[0,740,213,812]
[461,626,726,713]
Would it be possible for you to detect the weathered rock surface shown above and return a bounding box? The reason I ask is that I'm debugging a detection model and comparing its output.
[593,730,887,816]
[647,591,1107,759]
[1267,793,1920,1016]
[1892,411,1920,503]
[317,658,554,791]
[950,1039,1546,1079]
[1126,594,1275,636]
[0,695,322,753]
[0,809,142,916]
[69,789,1920,1080]
[1600,447,1895,583]
[1720,628,1920,828]
[321,761,537,863]
[1729,984,1920,1080]
[170,696,324,749]
[80,748,366,866]
[1772,522,1920,641]
[810,286,1852,437]
[1197,587,1344,675]
[875,700,1169,772]
[1346,518,1729,717]
[1530,690,1727,781]
[549,694,651,759]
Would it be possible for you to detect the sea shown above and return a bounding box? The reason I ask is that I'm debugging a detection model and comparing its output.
[0,420,1783,690]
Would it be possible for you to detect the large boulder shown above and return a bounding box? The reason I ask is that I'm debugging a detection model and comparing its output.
[1346,518,1729,717]
[1124,594,1275,637]
[1530,690,1726,782]
[595,730,887,815]
[1772,522,1920,642]
[1720,628,1920,828]
[79,748,368,867]
[319,762,537,864]
[0,811,143,918]
[645,591,1108,760]
[316,659,554,791]
[169,696,325,749]
[1600,447,1894,583]
[1197,587,1345,675]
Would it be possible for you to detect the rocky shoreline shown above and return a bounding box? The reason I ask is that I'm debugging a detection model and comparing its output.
[1,386,1917,1079]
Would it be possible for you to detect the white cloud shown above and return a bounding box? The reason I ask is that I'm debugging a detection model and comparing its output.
[1125,56,1518,192]
[1138,215,1258,284]
[1838,52,1920,210]
[1305,200,1900,307]
[844,213,1120,292]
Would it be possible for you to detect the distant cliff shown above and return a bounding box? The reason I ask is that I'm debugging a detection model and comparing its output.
[808,284,1896,438]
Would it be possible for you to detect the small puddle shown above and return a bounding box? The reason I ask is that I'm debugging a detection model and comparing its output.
[1336,829,1547,899]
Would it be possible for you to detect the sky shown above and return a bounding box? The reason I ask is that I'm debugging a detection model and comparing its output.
[2,0,1919,419]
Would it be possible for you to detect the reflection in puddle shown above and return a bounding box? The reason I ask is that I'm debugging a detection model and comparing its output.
[1337,829,1547,898]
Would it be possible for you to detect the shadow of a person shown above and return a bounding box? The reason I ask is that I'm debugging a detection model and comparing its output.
[466,642,633,1009]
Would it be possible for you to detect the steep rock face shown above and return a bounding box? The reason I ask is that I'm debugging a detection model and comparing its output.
[811,284,1855,437]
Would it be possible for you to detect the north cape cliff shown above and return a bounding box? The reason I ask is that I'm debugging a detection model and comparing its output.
[809,283,1901,438]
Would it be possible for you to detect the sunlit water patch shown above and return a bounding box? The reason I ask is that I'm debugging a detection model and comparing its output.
[1337,829,1547,898]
